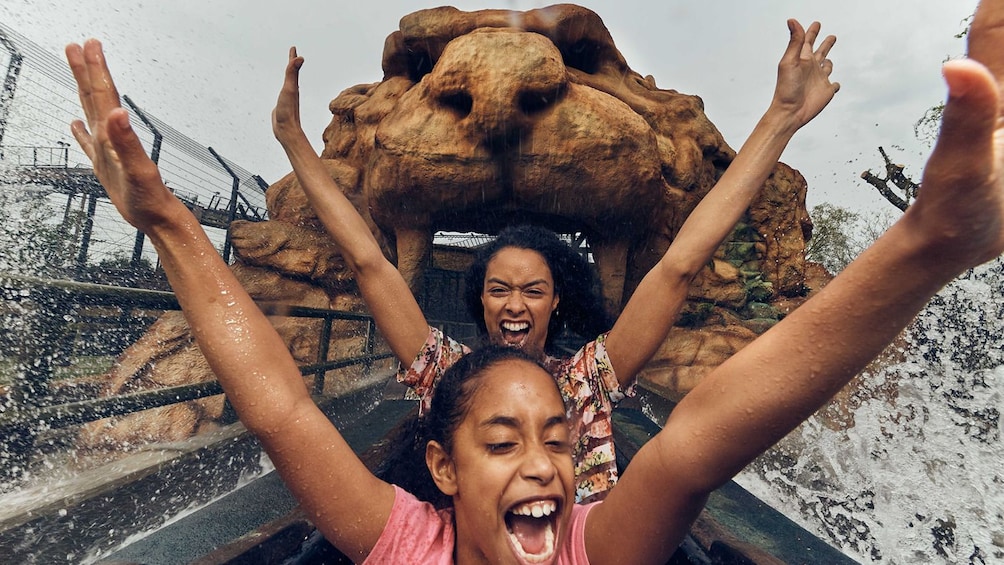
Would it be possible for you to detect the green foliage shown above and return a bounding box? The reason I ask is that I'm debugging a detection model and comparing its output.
[724,241,758,266]
[806,203,894,274]
[678,301,716,327]
[743,273,774,303]
[914,102,945,148]
[807,203,860,273]
[0,188,163,287]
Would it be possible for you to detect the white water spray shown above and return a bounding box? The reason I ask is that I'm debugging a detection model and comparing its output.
[739,259,1004,563]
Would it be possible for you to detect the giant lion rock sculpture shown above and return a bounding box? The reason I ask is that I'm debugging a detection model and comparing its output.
[80,4,823,448]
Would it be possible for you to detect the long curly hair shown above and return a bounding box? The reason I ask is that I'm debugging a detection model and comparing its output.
[463,225,613,353]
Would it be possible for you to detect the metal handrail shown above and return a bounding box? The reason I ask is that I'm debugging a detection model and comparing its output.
[0,381,225,436]
[2,273,180,308]
[0,274,400,448]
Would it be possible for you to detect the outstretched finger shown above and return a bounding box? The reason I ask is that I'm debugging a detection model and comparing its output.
[815,34,837,61]
[106,108,146,161]
[802,21,821,52]
[285,46,304,89]
[69,119,95,161]
[800,22,823,61]
[66,43,97,127]
[781,19,806,63]
[106,108,160,183]
[80,39,124,124]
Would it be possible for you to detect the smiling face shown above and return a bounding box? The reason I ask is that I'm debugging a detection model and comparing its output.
[429,358,574,565]
[481,247,560,356]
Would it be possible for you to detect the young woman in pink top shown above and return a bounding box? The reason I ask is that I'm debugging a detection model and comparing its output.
[65,0,1004,560]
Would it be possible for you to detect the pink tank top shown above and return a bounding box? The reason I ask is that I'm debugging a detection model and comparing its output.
[363,485,595,564]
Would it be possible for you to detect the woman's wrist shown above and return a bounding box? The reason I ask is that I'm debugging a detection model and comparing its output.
[756,103,803,139]
[143,199,205,248]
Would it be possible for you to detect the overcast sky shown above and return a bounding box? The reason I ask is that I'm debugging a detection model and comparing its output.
[0,0,978,215]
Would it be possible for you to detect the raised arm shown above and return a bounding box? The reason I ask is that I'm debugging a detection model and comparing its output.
[604,20,840,386]
[272,47,430,365]
[66,40,394,561]
[588,2,1004,562]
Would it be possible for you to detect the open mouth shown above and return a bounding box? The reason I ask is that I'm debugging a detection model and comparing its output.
[500,321,530,348]
[505,499,558,564]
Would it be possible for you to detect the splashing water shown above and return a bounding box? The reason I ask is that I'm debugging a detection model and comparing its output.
[738,259,1004,563]
[77,450,278,564]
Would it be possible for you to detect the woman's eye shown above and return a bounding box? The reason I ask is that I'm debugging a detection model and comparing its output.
[488,287,509,297]
[488,442,517,453]
[546,440,570,453]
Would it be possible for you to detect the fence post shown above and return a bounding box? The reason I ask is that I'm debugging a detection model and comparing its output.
[312,316,333,396]
[364,319,376,377]
[74,194,98,275]
[208,147,241,264]
[0,27,23,154]
[123,96,164,267]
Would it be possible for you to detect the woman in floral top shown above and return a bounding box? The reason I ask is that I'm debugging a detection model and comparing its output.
[399,226,628,502]
[271,20,841,502]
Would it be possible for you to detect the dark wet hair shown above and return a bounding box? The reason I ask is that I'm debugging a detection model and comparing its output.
[375,345,548,509]
[463,225,613,353]
[424,345,544,453]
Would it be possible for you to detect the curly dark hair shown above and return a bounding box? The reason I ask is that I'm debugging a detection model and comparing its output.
[463,225,613,353]
[375,345,547,509]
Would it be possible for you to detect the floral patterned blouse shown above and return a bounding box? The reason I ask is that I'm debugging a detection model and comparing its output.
[398,326,634,503]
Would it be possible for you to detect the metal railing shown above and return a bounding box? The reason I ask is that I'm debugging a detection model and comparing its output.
[0,274,408,462]
[2,144,70,168]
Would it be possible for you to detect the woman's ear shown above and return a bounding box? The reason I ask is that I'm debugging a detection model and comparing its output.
[426,440,458,496]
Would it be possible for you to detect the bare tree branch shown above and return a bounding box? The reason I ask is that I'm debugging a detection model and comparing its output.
[860,146,917,212]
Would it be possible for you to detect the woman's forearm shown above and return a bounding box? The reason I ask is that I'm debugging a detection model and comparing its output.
[277,133,386,271]
[666,215,961,490]
[145,200,308,434]
[664,107,799,274]
[276,128,430,364]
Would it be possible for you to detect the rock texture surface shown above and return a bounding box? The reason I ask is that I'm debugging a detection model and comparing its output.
[82,4,823,446]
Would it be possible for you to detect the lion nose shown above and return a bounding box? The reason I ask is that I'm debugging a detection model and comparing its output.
[430,28,568,150]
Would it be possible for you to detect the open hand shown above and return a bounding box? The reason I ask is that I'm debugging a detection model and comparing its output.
[770,20,840,130]
[907,0,1004,270]
[272,47,307,145]
[65,40,177,231]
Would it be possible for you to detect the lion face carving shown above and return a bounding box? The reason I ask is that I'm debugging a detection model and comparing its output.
[252,3,811,315]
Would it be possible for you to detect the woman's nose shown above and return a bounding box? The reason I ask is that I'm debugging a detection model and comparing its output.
[505,292,526,313]
[520,442,556,484]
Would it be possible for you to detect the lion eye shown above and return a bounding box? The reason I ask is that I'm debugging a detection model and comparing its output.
[440,91,474,117]
[518,88,563,115]
[560,39,602,75]
[407,49,435,82]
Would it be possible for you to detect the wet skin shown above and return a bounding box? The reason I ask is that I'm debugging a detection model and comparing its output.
[481,247,560,357]
[428,358,575,564]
